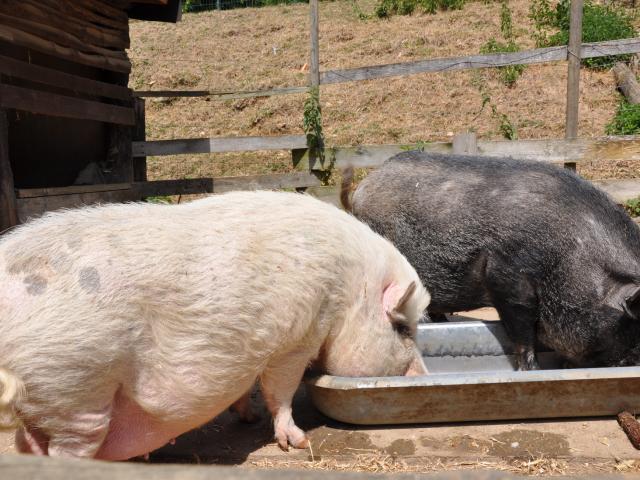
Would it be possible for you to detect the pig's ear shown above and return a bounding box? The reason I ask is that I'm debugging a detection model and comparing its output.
[623,286,640,320]
[384,281,417,334]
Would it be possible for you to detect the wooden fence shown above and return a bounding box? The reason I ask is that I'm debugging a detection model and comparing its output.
[14,0,640,221]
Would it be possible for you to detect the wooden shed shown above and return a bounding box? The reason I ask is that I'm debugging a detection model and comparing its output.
[0,0,182,231]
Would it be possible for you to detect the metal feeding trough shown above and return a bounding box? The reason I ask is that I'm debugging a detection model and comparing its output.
[305,321,640,425]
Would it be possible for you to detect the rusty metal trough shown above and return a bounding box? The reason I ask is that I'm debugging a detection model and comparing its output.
[305,321,640,425]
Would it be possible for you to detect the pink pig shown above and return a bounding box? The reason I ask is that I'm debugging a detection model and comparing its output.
[0,191,429,460]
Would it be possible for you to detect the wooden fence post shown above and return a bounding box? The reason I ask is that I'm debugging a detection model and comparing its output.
[133,97,147,182]
[565,0,583,141]
[452,132,478,155]
[0,108,18,231]
[309,0,320,88]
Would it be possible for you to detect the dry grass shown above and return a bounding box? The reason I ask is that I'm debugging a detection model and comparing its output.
[249,453,640,476]
[128,0,639,182]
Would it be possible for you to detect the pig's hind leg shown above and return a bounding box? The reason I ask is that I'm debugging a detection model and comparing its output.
[260,348,311,451]
[46,405,113,458]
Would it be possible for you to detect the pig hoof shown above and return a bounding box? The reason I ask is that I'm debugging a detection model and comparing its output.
[275,426,308,451]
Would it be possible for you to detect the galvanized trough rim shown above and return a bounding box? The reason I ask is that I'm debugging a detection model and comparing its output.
[306,365,640,390]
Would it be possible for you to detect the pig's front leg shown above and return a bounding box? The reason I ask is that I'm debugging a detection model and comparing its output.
[260,349,311,451]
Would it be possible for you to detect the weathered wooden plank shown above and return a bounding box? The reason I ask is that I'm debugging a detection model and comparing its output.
[16,189,141,223]
[0,13,128,61]
[293,143,452,171]
[79,0,130,24]
[133,173,321,197]
[133,86,308,100]
[133,98,147,182]
[477,136,640,164]
[452,132,478,155]
[0,84,135,125]
[320,38,640,85]
[320,46,567,84]
[565,0,583,140]
[0,55,131,101]
[17,183,132,199]
[613,62,640,105]
[305,185,341,207]
[0,24,131,73]
[0,109,17,232]
[107,123,135,182]
[7,0,130,49]
[309,0,320,88]
[593,178,640,204]
[580,37,640,59]
[294,136,640,170]
[0,454,512,480]
[134,135,308,156]
[51,0,129,32]
[134,178,213,196]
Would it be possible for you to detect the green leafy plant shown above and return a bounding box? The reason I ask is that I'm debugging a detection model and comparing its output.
[624,197,640,218]
[480,39,524,87]
[303,86,323,151]
[479,1,524,87]
[471,71,518,140]
[303,86,333,183]
[606,100,640,135]
[374,0,464,18]
[529,0,636,69]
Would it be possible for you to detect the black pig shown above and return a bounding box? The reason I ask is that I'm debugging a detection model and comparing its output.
[342,151,640,370]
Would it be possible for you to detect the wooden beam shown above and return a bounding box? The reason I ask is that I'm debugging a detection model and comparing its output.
[0,13,129,61]
[0,55,132,101]
[320,38,640,85]
[309,0,320,88]
[565,0,583,140]
[0,84,135,125]
[0,24,131,73]
[133,98,147,182]
[7,0,130,49]
[133,86,308,100]
[133,135,307,157]
[133,173,321,197]
[17,183,132,199]
[592,178,640,204]
[17,189,141,223]
[0,109,18,231]
[613,62,640,105]
[293,136,640,170]
[452,133,478,155]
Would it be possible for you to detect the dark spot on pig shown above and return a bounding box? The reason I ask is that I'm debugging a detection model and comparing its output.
[24,275,47,296]
[79,267,100,293]
[7,255,47,275]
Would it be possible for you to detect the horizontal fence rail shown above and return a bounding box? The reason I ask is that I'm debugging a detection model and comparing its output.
[133,38,640,99]
[133,134,308,156]
[292,135,640,170]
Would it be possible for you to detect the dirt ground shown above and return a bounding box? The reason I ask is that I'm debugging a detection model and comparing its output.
[128,0,640,183]
[2,383,640,476]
